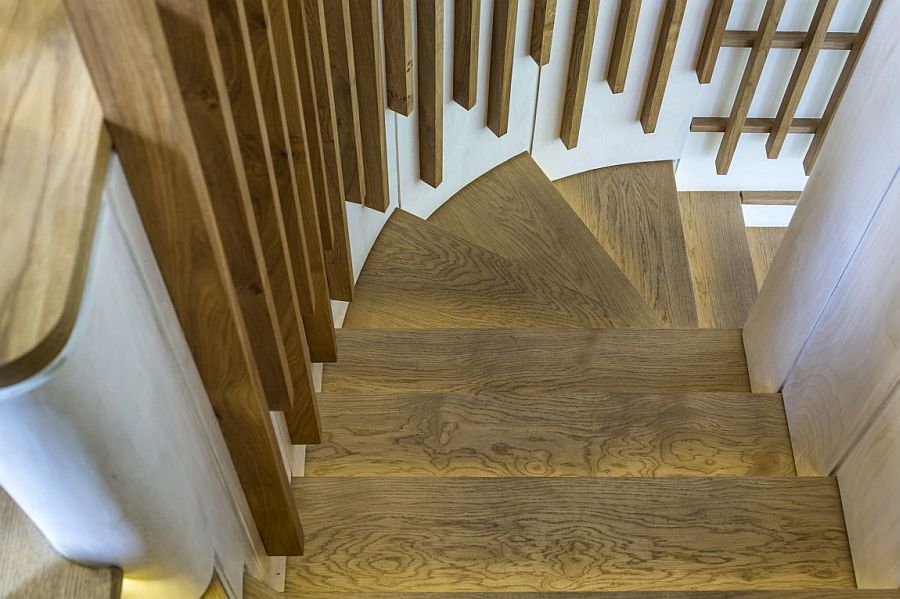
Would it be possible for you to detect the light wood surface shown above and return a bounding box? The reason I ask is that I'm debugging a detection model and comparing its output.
[559,0,600,149]
[486,0,518,137]
[678,192,758,328]
[766,0,837,159]
[244,572,281,598]
[722,30,856,51]
[452,0,480,109]
[65,0,303,554]
[607,0,641,93]
[349,0,390,211]
[529,0,556,65]
[554,162,698,328]
[383,0,414,114]
[307,390,794,477]
[640,0,686,133]
[746,227,786,290]
[417,0,444,188]
[324,328,750,394]
[740,190,802,205]
[288,477,853,592]
[804,0,882,175]
[715,0,785,175]
[0,0,109,387]
[428,154,662,327]
[344,211,652,329]
[0,488,122,598]
[691,116,818,134]
[277,592,900,599]
[323,0,366,204]
[696,0,733,84]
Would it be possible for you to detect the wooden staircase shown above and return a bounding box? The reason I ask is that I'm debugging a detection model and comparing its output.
[276,156,888,597]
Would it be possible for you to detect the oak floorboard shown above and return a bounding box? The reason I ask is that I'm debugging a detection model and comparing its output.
[287,477,854,593]
[285,592,900,599]
[429,154,661,327]
[323,328,750,394]
[678,192,758,328]
[344,210,654,329]
[554,162,698,328]
[746,227,786,291]
[307,391,795,477]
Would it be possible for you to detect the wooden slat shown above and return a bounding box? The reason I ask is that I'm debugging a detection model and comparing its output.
[559,0,600,149]
[715,0,786,175]
[64,0,304,554]
[157,0,297,410]
[349,0,391,212]
[417,0,443,188]
[691,116,819,134]
[746,226,786,290]
[383,0,414,114]
[486,0,518,137]
[696,0,733,84]
[287,0,335,251]
[607,0,641,93]
[723,30,856,51]
[804,0,882,175]
[678,192,758,328]
[766,0,838,158]
[452,0,480,109]
[640,0,686,134]
[740,190,801,205]
[529,0,556,66]
[300,0,355,301]
[323,0,366,204]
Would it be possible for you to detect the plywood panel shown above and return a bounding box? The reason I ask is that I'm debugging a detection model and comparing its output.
[746,227,786,290]
[383,0,414,114]
[486,0,518,137]
[559,0,600,149]
[678,192,758,328]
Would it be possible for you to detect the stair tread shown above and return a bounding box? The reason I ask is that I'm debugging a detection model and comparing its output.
[428,154,663,328]
[307,391,795,477]
[287,477,854,593]
[343,211,653,329]
[288,592,899,598]
[323,328,750,394]
[554,162,698,328]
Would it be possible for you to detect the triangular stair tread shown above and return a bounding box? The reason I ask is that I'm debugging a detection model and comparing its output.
[428,153,663,328]
[554,162,698,328]
[323,328,750,394]
[287,477,853,593]
[343,210,651,329]
[306,391,795,477]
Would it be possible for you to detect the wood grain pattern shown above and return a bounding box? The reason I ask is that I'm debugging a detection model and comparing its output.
[640,0,686,133]
[723,30,856,51]
[691,116,818,134]
[715,0,786,175]
[66,0,304,554]
[158,0,298,410]
[740,190,802,205]
[323,328,751,394]
[298,0,355,301]
[428,154,662,327]
[678,192,758,328]
[554,162,699,328]
[282,592,900,599]
[529,0,556,65]
[559,0,600,149]
[804,0,882,176]
[746,227,786,290]
[0,0,109,387]
[286,0,335,250]
[324,0,365,204]
[0,488,122,598]
[452,0,480,109]
[288,477,853,592]
[417,0,443,188]
[607,0,641,93]
[344,210,652,329]
[307,390,795,477]
[349,0,391,211]
[486,0,518,137]
[696,0,733,84]
[383,0,414,114]
[766,0,837,159]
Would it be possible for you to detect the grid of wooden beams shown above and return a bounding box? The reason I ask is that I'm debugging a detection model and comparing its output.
[691,116,819,135]
[722,30,855,50]
[607,0,641,93]
[640,0,686,134]
[559,0,600,149]
[529,0,556,66]
[452,0,480,109]
[383,0,415,114]
[487,0,518,137]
